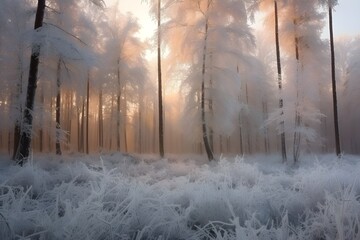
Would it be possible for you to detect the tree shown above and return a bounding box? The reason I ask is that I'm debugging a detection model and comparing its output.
[157,0,165,158]
[102,6,148,153]
[274,0,287,162]
[15,0,46,165]
[263,0,327,163]
[285,0,327,163]
[144,0,175,157]
[199,5,214,160]
[166,0,254,160]
[327,0,341,156]
[55,58,62,155]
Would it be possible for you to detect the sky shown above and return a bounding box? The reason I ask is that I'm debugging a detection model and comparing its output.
[332,0,360,36]
[106,0,360,39]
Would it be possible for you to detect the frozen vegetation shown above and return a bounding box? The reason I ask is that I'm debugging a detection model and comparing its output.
[0,154,360,239]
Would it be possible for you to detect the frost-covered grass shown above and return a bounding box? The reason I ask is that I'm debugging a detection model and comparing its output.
[0,153,360,239]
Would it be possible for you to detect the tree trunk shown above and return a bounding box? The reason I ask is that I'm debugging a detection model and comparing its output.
[237,67,244,155]
[110,95,115,150]
[157,0,165,158]
[262,100,270,154]
[117,58,121,152]
[123,89,128,152]
[329,4,341,157]
[49,98,53,152]
[15,0,46,165]
[138,91,143,153]
[39,90,44,152]
[80,96,85,153]
[98,88,103,150]
[245,83,252,154]
[293,21,301,163]
[86,71,90,154]
[209,69,214,152]
[55,58,62,155]
[274,0,287,162]
[13,123,21,160]
[201,13,214,161]
[77,101,81,152]
[12,56,24,160]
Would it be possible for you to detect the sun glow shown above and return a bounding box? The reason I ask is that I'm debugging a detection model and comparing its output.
[105,0,156,41]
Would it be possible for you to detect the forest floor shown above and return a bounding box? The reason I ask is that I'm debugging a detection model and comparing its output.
[0,152,360,239]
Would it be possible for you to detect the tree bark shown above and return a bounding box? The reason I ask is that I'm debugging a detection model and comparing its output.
[245,82,251,154]
[98,88,103,150]
[329,4,341,157]
[15,0,46,165]
[274,0,287,162]
[12,55,24,160]
[117,58,121,152]
[86,71,90,154]
[123,89,128,152]
[237,67,244,155]
[293,20,301,163]
[55,58,62,155]
[39,90,44,152]
[80,96,85,152]
[201,10,214,161]
[158,0,165,158]
[262,100,270,154]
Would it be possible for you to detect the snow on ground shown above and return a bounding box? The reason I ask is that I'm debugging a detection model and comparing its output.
[0,153,360,239]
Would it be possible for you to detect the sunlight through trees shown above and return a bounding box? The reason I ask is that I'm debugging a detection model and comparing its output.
[0,0,358,163]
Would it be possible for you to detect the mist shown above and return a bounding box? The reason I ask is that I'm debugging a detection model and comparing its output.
[0,0,360,239]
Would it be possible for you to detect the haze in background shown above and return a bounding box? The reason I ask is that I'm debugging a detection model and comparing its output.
[107,0,360,39]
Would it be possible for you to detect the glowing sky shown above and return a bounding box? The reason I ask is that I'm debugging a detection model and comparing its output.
[106,0,360,39]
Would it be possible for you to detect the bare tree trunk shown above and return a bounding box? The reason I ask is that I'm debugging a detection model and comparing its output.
[49,98,53,152]
[12,106,21,159]
[77,101,81,152]
[274,0,287,162]
[123,89,128,152]
[237,66,244,155]
[110,95,115,150]
[293,21,301,163]
[138,88,144,153]
[329,4,341,157]
[201,11,214,161]
[98,88,103,150]
[117,58,121,152]
[157,0,165,158]
[153,100,157,153]
[209,70,214,152]
[86,71,90,154]
[80,96,85,153]
[39,89,44,152]
[262,100,270,154]
[55,58,62,155]
[15,0,46,165]
[12,56,24,159]
[66,91,72,151]
[245,83,251,154]
[239,123,243,154]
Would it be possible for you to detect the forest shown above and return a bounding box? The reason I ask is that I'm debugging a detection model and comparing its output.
[0,0,359,162]
[1,0,360,239]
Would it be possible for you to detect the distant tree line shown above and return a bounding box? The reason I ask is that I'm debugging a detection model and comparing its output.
[0,0,358,165]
